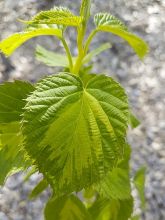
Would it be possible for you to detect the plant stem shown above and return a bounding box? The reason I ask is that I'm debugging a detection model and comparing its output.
[84,29,98,54]
[61,38,73,71]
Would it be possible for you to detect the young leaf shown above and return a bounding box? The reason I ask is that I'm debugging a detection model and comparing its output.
[36,45,69,67]
[80,0,91,22]
[134,167,146,209]
[44,194,91,220]
[0,81,34,123]
[23,72,129,196]
[0,27,62,56]
[29,178,49,199]
[82,43,112,64]
[94,13,148,58]
[22,7,83,27]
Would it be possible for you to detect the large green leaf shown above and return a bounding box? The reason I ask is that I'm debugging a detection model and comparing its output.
[22,7,82,27]
[95,144,131,200]
[0,81,34,123]
[0,27,62,56]
[88,197,133,220]
[94,13,148,58]
[44,194,91,220]
[23,72,129,196]
[96,168,131,200]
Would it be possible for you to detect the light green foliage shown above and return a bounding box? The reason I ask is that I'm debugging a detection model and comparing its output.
[23,72,129,195]
[0,0,148,219]
[45,194,91,220]
[94,13,149,58]
[0,27,62,56]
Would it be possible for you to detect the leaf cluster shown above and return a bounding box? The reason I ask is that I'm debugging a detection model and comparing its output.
[0,0,148,219]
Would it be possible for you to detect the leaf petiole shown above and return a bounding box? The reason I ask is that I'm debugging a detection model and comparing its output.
[61,38,73,71]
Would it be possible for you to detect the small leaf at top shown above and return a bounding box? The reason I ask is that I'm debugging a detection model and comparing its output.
[22,7,83,27]
[94,13,149,58]
[80,0,91,22]
[23,72,129,196]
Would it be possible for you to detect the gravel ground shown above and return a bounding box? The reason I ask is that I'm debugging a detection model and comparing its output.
[0,0,165,219]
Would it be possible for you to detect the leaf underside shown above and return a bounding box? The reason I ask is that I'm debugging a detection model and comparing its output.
[36,45,69,67]
[23,72,129,196]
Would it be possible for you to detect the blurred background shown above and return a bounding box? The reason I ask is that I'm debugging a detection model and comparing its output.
[0,0,164,219]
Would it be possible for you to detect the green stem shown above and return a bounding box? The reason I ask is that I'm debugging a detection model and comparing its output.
[61,38,73,71]
[84,29,98,54]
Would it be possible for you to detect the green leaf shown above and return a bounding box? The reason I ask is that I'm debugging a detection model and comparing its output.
[88,197,133,220]
[134,167,146,209]
[129,112,140,128]
[0,27,62,56]
[82,43,112,64]
[36,45,69,67]
[80,0,91,22]
[22,7,82,27]
[0,81,34,123]
[23,72,129,196]
[29,178,49,199]
[96,167,131,200]
[94,13,149,58]
[0,81,34,185]
[0,122,27,185]
[44,194,91,220]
